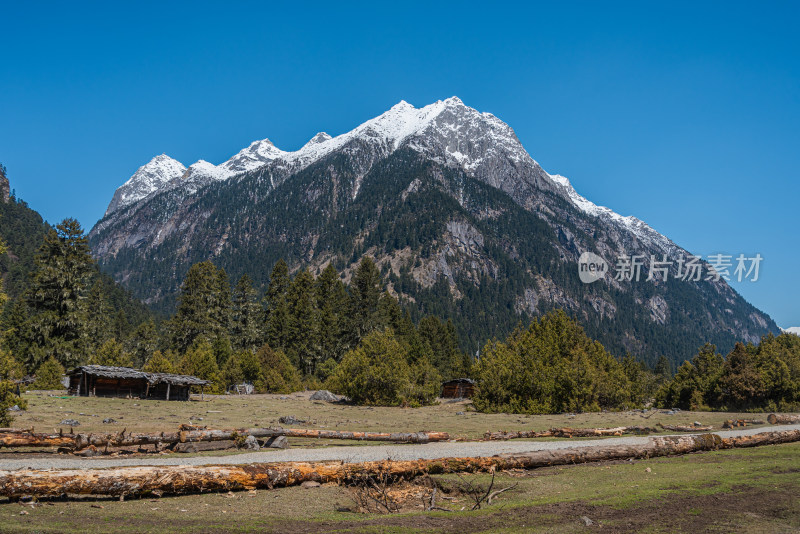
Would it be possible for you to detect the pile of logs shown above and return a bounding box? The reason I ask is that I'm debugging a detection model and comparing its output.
[1,429,798,498]
[722,419,765,429]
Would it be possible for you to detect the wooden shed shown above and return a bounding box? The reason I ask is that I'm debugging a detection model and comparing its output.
[441,378,475,399]
[67,365,210,401]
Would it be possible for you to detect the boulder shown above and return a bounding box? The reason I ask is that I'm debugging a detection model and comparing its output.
[309,390,343,403]
[263,436,290,449]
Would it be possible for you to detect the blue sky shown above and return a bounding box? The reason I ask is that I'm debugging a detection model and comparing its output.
[1,1,798,328]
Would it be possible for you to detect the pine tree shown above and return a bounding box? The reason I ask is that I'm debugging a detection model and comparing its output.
[179,339,222,393]
[33,356,65,390]
[89,339,133,367]
[315,264,347,363]
[286,269,318,374]
[230,274,264,352]
[26,218,93,369]
[85,280,112,353]
[169,261,229,353]
[264,260,290,351]
[0,238,26,425]
[142,350,177,374]
[126,320,159,368]
[346,256,382,347]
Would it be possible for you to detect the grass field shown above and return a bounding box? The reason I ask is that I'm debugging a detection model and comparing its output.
[7,389,779,443]
[1,440,798,533]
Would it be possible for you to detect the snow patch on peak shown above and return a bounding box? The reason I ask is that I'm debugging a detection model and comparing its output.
[303,132,332,148]
[547,172,675,253]
[105,154,186,216]
[783,327,800,336]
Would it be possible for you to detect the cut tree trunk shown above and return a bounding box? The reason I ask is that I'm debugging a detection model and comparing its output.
[6,431,799,498]
[767,414,800,425]
[0,427,450,452]
[657,423,713,432]
[0,430,78,448]
[484,426,657,440]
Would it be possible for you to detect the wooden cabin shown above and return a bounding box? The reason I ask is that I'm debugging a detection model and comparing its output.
[67,365,210,401]
[441,378,475,399]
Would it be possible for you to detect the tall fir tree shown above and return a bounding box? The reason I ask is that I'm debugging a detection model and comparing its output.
[315,264,348,363]
[230,274,264,352]
[25,218,93,369]
[264,259,290,351]
[346,256,383,348]
[169,261,229,353]
[85,280,113,354]
[126,319,159,368]
[286,268,318,374]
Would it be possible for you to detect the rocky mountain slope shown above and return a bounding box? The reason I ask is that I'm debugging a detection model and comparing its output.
[89,97,779,364]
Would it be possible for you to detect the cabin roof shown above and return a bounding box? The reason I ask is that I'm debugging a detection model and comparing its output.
[68,365,210,386]
[442,378,475,385]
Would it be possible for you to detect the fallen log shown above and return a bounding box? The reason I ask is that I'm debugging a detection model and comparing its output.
[9,431,791,497]
[0,429,78,449]
[721,429,800,448]
[1,427,450,452]
[549,426,658,438]
[657,423,713,432]
[484,426,658,440]
[767,414,800,425]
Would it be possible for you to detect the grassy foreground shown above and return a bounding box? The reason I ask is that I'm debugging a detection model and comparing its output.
[8,389,779,442]
[0,440,798,533]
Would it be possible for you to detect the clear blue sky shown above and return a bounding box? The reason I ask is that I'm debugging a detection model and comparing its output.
[1,1,798,328]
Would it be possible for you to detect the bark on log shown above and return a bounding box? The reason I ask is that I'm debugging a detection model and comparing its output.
[767,414,800,425]
[484,426,657,440]
[0,430,78,448]
[657,423,713,432]
[14,431,800,498]
[720,429,800,448]
[1,427,450,451]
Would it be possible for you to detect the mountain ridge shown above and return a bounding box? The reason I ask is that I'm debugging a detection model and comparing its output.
[89,98,779,364]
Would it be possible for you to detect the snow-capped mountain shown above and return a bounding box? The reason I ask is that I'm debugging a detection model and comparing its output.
[105,98,550,213]
[90,97,778,363]
[105,155,186,215]
[784,327,800,336]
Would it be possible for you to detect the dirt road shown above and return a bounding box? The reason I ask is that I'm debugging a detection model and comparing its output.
[1,424,797,471]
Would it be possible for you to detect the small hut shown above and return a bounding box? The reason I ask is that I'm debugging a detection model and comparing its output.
[67,365,210,401]
[441,378,475,399]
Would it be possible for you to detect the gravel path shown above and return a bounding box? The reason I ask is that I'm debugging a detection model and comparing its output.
[1,425,797,471]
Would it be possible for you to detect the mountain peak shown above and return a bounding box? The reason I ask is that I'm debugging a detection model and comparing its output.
[104,154,186,216]
[304,132,332,147]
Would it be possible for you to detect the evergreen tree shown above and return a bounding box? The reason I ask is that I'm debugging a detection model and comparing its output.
[126,320,159,368]
[255,344,302,393]
[286,268,318,374]
[472,310,634,414]
[315,264,347,363]
[264,260,290,351]
[142,350,177,374]
[85,280,113,352]
[346,256,383,347]
[179,339,222,393]
[0,240,26,425]
[89,339,132,367]
[33,356,65,390]
[25,218,93,369]
[169,261,229,353]
[230,274,263,352]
